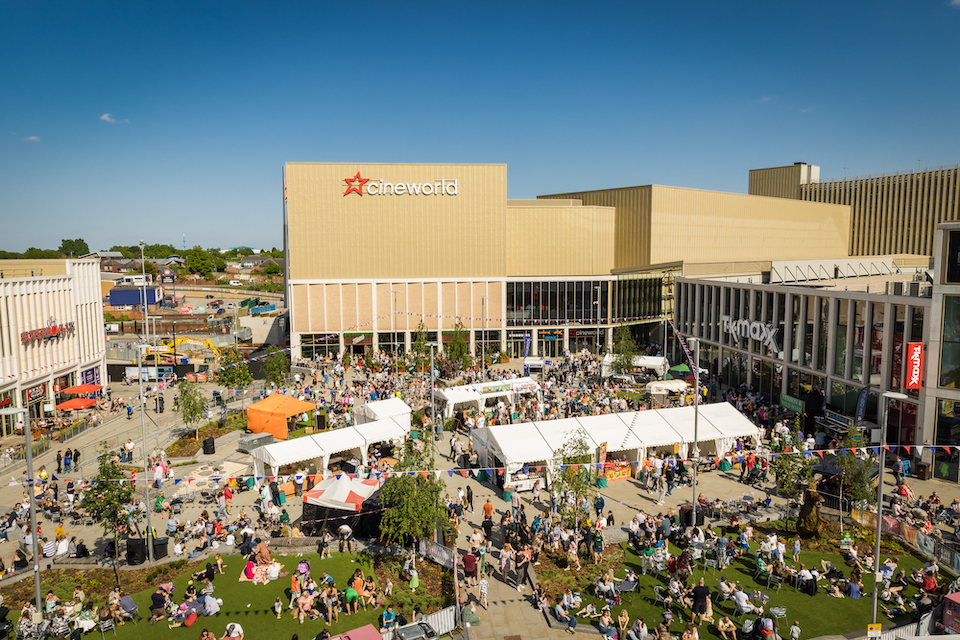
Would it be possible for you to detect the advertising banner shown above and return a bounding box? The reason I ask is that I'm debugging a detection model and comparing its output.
[906,343,924,389]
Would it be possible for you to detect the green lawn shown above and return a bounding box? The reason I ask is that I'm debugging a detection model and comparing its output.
[67,553,384,639]
[536,537,935,639]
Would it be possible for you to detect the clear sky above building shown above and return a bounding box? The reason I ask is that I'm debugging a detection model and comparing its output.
[2,0,959,252]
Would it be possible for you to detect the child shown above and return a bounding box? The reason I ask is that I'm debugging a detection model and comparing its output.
[789,620,801,640]
[274,597,283,620]
[479,576,489,610]
[576,603,602,618]
[792,538,801,563]
[384,579,393,597]
[320,530,332,559]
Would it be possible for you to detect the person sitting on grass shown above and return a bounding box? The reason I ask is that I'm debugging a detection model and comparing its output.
[717,615,737,640]
[361,576,378,608]
[380,605,396,631]
[576,603,602,618]
[597,607,618,639]
[562,588,582,610]
[296,592,321,624]
[882,594,918,619]
[595,569,620,600]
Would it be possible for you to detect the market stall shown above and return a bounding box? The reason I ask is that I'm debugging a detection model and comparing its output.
[246,393,319,440]
[433,377,542,418]
[301,475,384,537]
[472,422,553,490]
[354,397,412,431]
[601,354,670,378]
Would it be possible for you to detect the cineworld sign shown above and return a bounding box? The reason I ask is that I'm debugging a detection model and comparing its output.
[343,172,458,197]
[21,318,76,345]
[721,315,779,351]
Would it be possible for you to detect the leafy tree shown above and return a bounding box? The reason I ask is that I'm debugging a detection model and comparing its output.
[141,260,158,277]
[833,431,876,506]
[22,247,62,259]
[263,345,290,388]
[411,321,430,373]
[445,318,470,372]
[80,443,135,585]
[611,324,639,373]
[58,238,89,257]
[262,262,282,276]
[770,448,815,498]
[216,347,253,408]
[551,430,598,528]
[378,439,446,545]
[187,246,213,279]
[176,380,207,439]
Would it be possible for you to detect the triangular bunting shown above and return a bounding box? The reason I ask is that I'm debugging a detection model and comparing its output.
[903,445,911,454]
[459,470,468,477]
[174,478,181,485]
[421,471,430,478]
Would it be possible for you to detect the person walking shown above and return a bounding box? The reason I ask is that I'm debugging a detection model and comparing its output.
[466,486,474,513]
[56,450,62,475]
[515,544,531,592]
[656,473,667,506]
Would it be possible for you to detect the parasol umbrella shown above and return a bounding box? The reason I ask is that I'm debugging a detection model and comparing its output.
[668,364,692,373]
[56,398,96,410]
[303,475,381,512]
[62,384,102,395]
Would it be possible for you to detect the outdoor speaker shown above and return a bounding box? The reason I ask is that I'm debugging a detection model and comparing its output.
[203,437,215,455]
[126,537,146,566]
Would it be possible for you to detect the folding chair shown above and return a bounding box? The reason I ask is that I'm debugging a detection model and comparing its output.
[770,606,787,633]
[124,604,142,626]
[766,574,783,593]
[703,558,718,575]
[99,618,116,640]
[653,586,671,609]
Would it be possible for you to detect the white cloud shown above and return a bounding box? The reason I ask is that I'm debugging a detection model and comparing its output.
[800,107,814,113]
[951,0,960,7]
[22,136,40,142]
[100,113,117,123]
[759,96,773,103]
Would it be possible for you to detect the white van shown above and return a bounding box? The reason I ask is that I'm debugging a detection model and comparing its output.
[229,280,242,286]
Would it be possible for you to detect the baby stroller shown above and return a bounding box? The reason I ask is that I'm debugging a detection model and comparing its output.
[743,467,764,486]
[297,559,311,577]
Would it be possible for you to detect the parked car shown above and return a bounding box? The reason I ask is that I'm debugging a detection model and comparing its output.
[205,294,215,299]
[229,280,242,286]
[216,308,226,315]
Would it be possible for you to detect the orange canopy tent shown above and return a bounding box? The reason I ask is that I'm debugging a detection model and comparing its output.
[245,394,318,441]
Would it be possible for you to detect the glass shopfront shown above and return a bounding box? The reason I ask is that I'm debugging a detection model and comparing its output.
[475,330,500,357]
[377,332,404,353]
[22,383,48,424]
[537,330,563,358]
[505,280,609,326]
[935,399,960,482]
[53,373,74,407]
[506,331,532,358]
[569,328,604,354]
[0,390,15,437]
[301,334,341,359]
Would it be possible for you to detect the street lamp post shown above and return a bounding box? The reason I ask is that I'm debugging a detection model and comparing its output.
[872,391,908,624]
[137,347,155,562]
[481,296,487,378]
[688,338,701,524]
[390,290,402,354]
[0,407,41,612]
[139,241,149,348]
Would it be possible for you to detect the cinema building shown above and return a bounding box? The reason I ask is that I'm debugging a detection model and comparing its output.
[0,259,107,435]
[283,162,849,361]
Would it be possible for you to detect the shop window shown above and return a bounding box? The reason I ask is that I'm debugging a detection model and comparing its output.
[940,296,960,389]
[944,230,960,284]
[834,300,848,376]
[935,399,960,482]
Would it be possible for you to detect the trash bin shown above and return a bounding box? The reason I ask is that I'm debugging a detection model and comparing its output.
[503,489,513,503]
[718,461,731,472]
[126,537,146,566]
[596,478,608,488]
[917,461,932,480]
[202,437,215,455]
[477,470,488,483]
[153,536,169,560]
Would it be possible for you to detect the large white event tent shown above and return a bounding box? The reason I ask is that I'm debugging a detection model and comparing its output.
[354,397,412,430]
[471,402,761,488]
[601,354,670,378]
[251,416,409,479]
[432,377,541,418]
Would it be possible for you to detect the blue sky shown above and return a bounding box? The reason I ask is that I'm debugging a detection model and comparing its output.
[3,1,960,252]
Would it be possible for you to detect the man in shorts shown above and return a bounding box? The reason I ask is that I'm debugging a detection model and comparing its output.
[338,524,354,554]
[463,547,478,587]
[150,586,169,625]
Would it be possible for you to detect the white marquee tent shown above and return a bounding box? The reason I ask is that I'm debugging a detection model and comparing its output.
[601,354,670,378]
[432,377,542,418]
[471,403,762,488]
[354,397,412,430]
[251,416,410,479]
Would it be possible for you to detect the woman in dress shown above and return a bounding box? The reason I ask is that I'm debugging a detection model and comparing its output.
[500,542,514,586]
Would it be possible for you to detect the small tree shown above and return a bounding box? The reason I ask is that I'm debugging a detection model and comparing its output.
[833,431,876,506]
[445,318,470,372]
[611,324,639,374]
[80,443,134,585]
[177,380,207,439]
[770,450,814,498]
[216,347,253,408]
[378,439,446,545]
[411,321,430,373]
[551,430,598,528]
[263,345,290,389]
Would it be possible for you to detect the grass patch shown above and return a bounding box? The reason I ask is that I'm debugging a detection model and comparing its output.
[535,524,938,639]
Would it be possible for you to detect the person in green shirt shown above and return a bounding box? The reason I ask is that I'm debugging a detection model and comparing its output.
[279,509,290,524]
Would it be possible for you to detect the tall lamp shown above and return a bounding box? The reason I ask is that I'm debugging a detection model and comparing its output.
[872,390,908,624]
[688,337,700,525]
[0,406,42,612]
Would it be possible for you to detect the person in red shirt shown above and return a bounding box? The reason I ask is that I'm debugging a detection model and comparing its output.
[223,485,233,515]
[463,548,477,587]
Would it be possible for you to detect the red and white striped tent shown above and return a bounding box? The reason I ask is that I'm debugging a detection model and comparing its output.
[303,475,381,512]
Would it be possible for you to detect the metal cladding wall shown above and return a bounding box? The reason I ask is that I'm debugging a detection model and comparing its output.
[538,186,652,269]
[540,184,850,269]
[649,186,850,264]
[748,165,805,199]
[505,200,616,276]
[284,163,508,280]
[801,168,960,257]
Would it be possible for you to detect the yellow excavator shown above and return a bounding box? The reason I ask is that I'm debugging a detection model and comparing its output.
[154,337,222,363]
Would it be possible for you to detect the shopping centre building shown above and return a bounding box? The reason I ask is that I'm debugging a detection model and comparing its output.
[282,162,849,359]
[0,259,107,436]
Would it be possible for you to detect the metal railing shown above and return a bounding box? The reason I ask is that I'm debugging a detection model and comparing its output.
[819,163,960,184]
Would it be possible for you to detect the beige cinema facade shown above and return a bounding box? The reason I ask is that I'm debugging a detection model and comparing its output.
[283,162,851,360]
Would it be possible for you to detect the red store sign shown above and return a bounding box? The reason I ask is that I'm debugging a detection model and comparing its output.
[24,384,46,403]
[906,342,924,389]
[20,319,76,345]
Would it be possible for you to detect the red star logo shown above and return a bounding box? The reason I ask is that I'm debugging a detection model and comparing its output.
[343,172,369,196]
